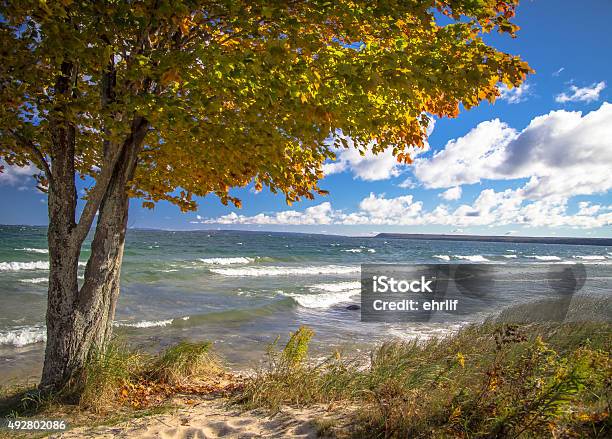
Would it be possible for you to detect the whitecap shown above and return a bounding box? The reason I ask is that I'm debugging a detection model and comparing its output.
[198,257,255,265]
[0,325,46,347]
[210,265,360,277]
[0,261,49,271]
[309,281,362,292]
[19,277,48,284]
[283,289,360,309]
[15,248,49,254]
[526,255,561,261]
[573,255,606,261]
[433,255,450,261]
[342,248,362,253]
[453,255,490,262]
[114,319,173,328]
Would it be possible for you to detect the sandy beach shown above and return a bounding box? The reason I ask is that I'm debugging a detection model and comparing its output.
[51,397,339,439]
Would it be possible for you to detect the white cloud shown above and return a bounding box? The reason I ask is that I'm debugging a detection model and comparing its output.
[196,202,337,226]
[555,81,606,103]
[552,67,565,77]
[414,103,612,201]
[440,186,462,201]
[323,120,434,181]
[413,119,518,189]
[322,147,405,181]
[196,189,612,229]
[196,104,612,230]
[499,82,531,104]
[0,161,35,186]
[397,177,416,189]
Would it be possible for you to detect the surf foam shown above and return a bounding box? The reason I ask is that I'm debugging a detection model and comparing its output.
[210,265,360,277]
[19,277,48,284]
[15,248,49,254]
[453,255,490,262]
[0,325,46,347]
[198,257,255,265]
[433,255,450,261]
[0,261,49,271]
[114,319,173,328]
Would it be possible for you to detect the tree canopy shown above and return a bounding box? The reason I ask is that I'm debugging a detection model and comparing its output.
[0,0,531,212]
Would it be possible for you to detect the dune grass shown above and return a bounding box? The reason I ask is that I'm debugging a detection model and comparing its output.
[238,323,611,438]
[0,323,609,438]
[0,340,221,419]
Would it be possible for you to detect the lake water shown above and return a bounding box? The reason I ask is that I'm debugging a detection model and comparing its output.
[1,225,610,382]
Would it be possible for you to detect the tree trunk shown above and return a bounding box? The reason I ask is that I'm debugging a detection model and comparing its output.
[40,115,147,392]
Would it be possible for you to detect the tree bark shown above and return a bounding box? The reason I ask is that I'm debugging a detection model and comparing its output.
[40,115,148,392]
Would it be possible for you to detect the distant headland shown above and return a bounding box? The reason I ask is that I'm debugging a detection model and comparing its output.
[374,233,612,247]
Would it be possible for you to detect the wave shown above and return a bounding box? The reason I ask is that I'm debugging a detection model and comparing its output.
[453,255,490,262]
[0,261,88,271]
[19,277,48,284]
[503,255,518,259]
[574,255,606,261]
[210,265,360,277]
[309,281,362,292]
[15,248,49,254]
[198,257,255,265]
[0,261,49,271]
[433,255,450,261]
[0,325,46,347]
[341,247,375,254]
[114,319,173,328]
[280,281,362,309]
[526,255,561,261]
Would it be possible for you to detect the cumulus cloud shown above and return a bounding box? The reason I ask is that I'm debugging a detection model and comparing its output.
[414,103,612,201]
[555,81,606,103]
[195,190,612,229]
[498,82,532,104]
[0,161,35,186]
[322,147,405,181]
[397,177,416,189]
[196,104,612,230]
[440,186,462,201]
[413,119,517,189]
[323,120,434,181]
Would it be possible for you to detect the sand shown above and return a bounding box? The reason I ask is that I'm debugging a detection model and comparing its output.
[49,397,340,439]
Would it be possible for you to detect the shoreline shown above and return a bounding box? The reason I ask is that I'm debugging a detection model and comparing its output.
[1,320,609,439]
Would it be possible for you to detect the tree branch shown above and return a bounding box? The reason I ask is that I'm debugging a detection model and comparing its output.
[10,129,54,186]
[72,116,148,245]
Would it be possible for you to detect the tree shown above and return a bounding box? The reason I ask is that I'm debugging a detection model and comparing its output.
[0,0,531,392]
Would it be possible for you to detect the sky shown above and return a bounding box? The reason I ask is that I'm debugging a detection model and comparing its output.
[1,0,611,237]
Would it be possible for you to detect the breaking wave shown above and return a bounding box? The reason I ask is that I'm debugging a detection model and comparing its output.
[19,277,48,284]
[114,319,174,328]
[0,261,49,271]
[15,248,49,254]
[453,255,490,262]
[283,281,361,309]
[433,255,451,261]
[527,255,562,261]
[198,257,255,265]
[574,255,606,261]
[210,265,360,277]
[0,325,46,347]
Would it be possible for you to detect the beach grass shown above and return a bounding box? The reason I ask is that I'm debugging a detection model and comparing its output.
[0,340,224,419]
[0,323,609,438]
[239,323,611,438]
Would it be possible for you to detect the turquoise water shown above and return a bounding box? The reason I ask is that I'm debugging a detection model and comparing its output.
[1,225,610,381]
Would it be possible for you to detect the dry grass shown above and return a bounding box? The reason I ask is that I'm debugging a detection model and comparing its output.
[239,323,612,438]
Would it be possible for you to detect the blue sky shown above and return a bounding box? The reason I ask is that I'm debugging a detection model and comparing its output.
[1,0,611,237]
